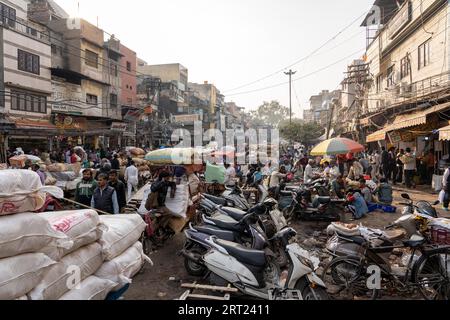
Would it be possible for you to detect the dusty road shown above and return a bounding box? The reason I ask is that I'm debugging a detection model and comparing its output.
[124,187,449,300]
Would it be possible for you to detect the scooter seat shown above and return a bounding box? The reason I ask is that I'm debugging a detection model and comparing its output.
[214,239,266,267]
[316,196,331,204]
[279,191,293,197]
[204,194,227,206]
[218,207,247,221]
[403,238,426,248]
[194,225,235,242]
[204,214,242,232]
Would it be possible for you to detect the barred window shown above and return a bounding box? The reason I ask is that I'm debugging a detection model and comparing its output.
[18,50,40,75]
[10,90,47,114]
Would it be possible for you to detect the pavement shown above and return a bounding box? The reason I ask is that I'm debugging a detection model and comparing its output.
[123,185,449,300]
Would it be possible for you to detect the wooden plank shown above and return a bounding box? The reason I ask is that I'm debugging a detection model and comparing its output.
[185,294,230,301]
[181,283,238,293]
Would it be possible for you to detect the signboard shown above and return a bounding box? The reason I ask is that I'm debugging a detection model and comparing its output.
[172,114,200,124]
[123,109,142,122]
[400,131,414,142]
[54,114,86,130]
[388,1,411,39]
[388,131,402,144]
[111,122,127,132]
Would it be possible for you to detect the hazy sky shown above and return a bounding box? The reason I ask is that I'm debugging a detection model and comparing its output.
[56,0,374,116]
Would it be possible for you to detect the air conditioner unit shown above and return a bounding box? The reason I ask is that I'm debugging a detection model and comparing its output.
[400,83,413,96]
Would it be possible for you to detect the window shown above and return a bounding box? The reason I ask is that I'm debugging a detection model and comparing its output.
[400,56,410,79]
[1,3,16,28]
[376,74,383,93]
[85,50,98,68]
[18,50,40,75]
[386,66,395,87]
[10,90,47,114]
[126,61,131,72]
[110,93,118,108]
[418,39,431,69]
[86,94,98,105]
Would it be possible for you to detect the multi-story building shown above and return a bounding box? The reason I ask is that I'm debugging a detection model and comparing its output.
[47,17,126,149]
[188,81,224,129]
[308,89,341,127]
[0,0,54,154]
[119,43,137,146]
[360,0,450,165]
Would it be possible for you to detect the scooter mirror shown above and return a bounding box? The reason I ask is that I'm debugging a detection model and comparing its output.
[401,193,411,200]
[432,200,440,206]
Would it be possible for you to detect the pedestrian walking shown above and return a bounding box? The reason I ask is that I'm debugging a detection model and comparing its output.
[109,170,127,213]
[401,148,416,189]
[388,147,397,184]
[75,169,98,207]
[396,149,405,183]
[91,173,119,215]
[381,147,390,179]
[125,160,139,201]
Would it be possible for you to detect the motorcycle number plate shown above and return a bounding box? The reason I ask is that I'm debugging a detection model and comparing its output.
[268,289,303,300]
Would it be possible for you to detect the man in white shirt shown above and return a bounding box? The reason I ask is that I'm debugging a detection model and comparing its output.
[328,160,341,180]
[125,160,139,200]
[224,164,236,186]
[269,166,287,188]
[304,159,315,182]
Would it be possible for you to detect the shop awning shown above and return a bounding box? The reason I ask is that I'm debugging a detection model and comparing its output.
[439,125,450,141]
[390,102,450,131]
[366,129,387,143]
[10,118,57,130]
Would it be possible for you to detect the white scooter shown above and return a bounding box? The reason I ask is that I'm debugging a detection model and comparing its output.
[202,228,329,300]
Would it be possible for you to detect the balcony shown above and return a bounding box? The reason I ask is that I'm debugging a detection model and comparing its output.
[367,71,450,114]
[0,16,50,44]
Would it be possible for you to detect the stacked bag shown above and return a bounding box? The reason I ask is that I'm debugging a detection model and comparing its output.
[0,170,152,300]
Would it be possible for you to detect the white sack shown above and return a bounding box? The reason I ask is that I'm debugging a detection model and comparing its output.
[59,276,116,300]
[0,253,56,300]
[0,170,63,216]
[95,241,152,290]
[38,210,105,259]
[28,242,104,300]
[99,214,146,261]
[0,212,73,259]
[165,184,189,218]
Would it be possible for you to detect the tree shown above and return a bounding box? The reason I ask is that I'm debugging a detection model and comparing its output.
[279,119,325,144]
[248,101,290,128]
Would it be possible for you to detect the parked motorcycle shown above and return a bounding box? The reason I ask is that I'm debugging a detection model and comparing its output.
[200,228,329,300]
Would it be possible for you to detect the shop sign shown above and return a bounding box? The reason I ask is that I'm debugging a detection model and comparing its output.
[172,114,200,124]
[400,131,414,142]
[388,131,402,144]
[388,1,411,39]
[111,122,127,132]
[123,109,142,122]
[54,114,86,130]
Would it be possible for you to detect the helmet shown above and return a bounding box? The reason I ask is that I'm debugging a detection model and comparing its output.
[416,201,438,218]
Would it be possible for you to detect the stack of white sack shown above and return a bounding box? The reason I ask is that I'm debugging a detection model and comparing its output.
[28,210,107,300]
[0,170,63,215]
[0,212,73,300]
[94,214,152,292]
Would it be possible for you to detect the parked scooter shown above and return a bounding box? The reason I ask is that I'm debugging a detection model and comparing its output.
[199,228,329,300]
[278,187,345,222]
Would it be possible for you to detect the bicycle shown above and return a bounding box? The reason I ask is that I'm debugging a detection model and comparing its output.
[322,235,450,300]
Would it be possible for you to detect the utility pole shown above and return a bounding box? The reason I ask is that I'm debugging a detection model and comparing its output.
[284,70,297,124]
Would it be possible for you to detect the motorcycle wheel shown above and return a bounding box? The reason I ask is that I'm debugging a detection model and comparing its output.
[184,247,207,277]
[295,278,329,300]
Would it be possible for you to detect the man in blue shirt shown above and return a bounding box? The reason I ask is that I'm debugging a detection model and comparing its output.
[91,174,119,214]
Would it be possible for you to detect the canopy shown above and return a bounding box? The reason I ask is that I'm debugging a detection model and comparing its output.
[310,138,364,156]
[439,125,450,141]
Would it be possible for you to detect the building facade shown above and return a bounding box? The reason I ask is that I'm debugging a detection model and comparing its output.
[360,0,450,169]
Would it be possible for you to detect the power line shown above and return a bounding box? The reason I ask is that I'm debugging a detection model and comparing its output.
[227,48,365,97]
[223,10,369,94]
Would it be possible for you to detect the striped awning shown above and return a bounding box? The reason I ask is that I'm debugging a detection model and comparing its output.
[440,125,450,141]
[366,129,387,143]
[391,102,450,131]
